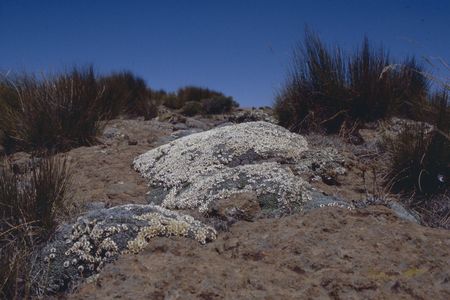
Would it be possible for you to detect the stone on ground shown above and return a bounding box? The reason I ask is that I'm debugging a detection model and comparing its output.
[134,122,317,216]
[32,204,216,295]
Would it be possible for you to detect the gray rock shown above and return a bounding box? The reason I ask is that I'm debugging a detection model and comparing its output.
[134,122,315,215]
[102,127,120,139]
[185,118,211,130]
[32,204,216,295]
[157,162,312,216]
[173,123,188,131]
[293,147,347,179]
[156,128,204,145]
[388,201,420,224]
[84,201,106,211]
[355,196,420,224]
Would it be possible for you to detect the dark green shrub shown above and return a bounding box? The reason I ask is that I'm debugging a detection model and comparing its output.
[152,89,168,103]
[0,67,105,153]
[161,86,237,112]
[163,93,184,109]
[177,86,223,103]
[0,155,71,298]
[202,96,238,115]
[181,101,203,116]
[275,29,430,133]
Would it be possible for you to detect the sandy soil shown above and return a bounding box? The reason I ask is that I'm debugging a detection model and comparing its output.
[69,206,450,299]
[60,119,173,217]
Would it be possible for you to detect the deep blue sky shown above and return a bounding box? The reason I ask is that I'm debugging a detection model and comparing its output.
[1,0,449,107]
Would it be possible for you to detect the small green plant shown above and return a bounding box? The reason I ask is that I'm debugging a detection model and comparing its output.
[181,101,203,116]
[0,155,71,299]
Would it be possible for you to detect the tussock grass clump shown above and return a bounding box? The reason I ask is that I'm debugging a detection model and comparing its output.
[0,155,71,299]
[99,72,158,120]
[177,86,223,103]
[201,96,238,115]
[275,29,429,133]
[385,92,449,196]
[181,101,203,117]
[163,93,184,109]
[0,67,105,153]
[384,91,449,228]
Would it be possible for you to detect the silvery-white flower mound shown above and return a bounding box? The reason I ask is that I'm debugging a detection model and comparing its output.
[133,121,312,215]
[32,204,216,294]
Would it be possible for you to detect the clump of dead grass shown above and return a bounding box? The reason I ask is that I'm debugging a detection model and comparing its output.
[0,155,71,299]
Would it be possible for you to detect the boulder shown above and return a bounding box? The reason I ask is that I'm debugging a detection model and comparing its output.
[134,122,313,216]
[160,162,312,216]
[32,204,216,294]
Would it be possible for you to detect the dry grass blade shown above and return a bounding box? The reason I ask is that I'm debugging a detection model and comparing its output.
[0,155,71,299]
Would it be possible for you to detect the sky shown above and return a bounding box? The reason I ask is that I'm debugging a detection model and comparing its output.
[1,0,449,107]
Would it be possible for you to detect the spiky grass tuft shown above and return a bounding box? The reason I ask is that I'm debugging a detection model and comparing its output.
[0,155,71,298]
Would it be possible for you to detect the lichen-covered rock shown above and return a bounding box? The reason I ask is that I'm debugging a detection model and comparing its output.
[293,146,347,184]
[134,122,308,187]
[302,192,355,212]
[163,162,312,215]
[134,122,313,215]
[383,117,434,136]
[32,204,216,295]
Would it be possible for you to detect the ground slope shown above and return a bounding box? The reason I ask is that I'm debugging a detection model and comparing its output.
[69,206,449,299]
[30,112,448,299]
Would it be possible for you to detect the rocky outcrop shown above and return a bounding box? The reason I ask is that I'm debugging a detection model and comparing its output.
[133,121,352,216]
[31,121,355,295]
[32,204,216,295]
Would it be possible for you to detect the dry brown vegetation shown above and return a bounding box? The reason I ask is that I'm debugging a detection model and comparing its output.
[274,29,429,134]
[0,156,71,299]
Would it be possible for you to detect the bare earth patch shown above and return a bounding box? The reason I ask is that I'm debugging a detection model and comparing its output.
[69,206,450,299]
[62,119,173,214]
